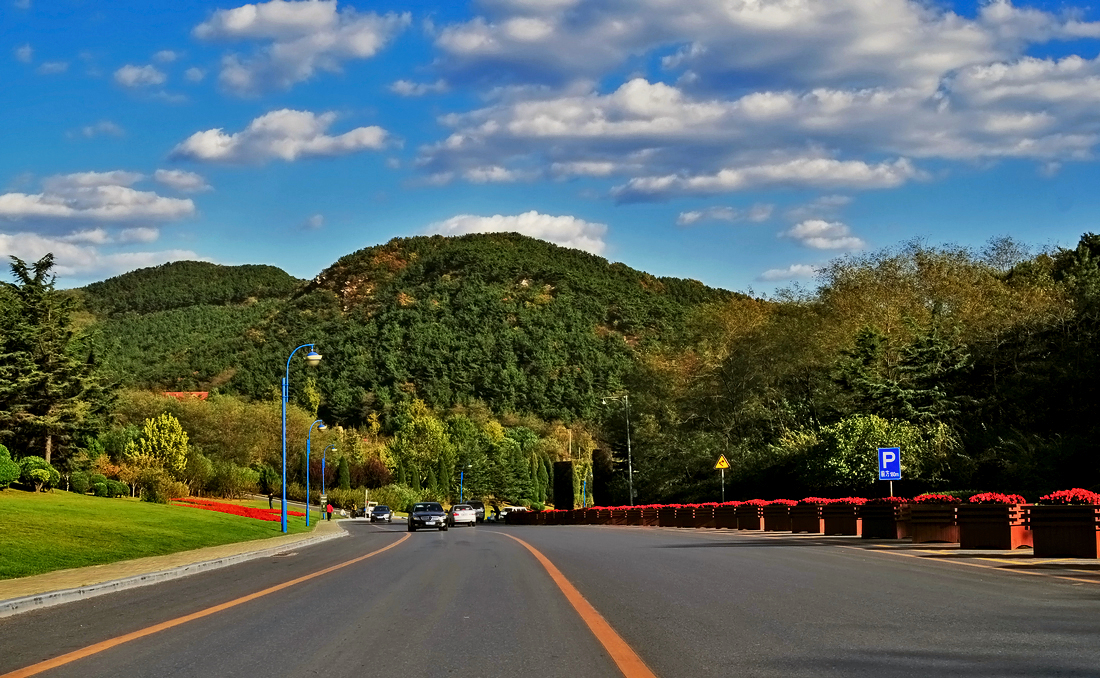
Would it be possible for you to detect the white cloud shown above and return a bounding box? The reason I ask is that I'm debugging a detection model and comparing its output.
[614,158,923,201]
[0,231,201,278]
[184,67,207,82]
[154,169,212,192]
[14,44,32,63]
[77,121,125,139]
[119,227,160,243]
[411,2,1100,195]
[390,79,449,96]
[193,0,410,96]
[304,214,324,229]
[677,204,774,226]
[783,220,865,250]
[37,62,68,74]
[115,66,166,89]
[0,171,195,226]
[153,50,180,63]
[758,264,819,281]
[115,64,167,87]
[425,210,607,254]
[171,109,387,164]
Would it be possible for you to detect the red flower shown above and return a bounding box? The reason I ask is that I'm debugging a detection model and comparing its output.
[865,496,908,505]
[910,493,961,504]
[1037,488,1100,505]
[968,492,1027,505]
[767,499,797,506]
[800,497,834,504]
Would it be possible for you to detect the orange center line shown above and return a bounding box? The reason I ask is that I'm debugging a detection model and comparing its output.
[2,533,411,678]
[489,531,659,678]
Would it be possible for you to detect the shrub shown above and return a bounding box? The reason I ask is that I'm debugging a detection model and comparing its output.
[369,484,423,512]
[93,482,109,497]
[106,480,129,498]
[89,473,108,486]
[0,445,20,489]
[136,468,190,504]
[19,456,60,492]
[70,471,91,494]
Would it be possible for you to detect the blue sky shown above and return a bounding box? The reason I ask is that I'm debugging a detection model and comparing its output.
[4,0,1100,292]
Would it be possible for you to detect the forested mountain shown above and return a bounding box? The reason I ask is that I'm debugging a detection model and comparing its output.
[86,234,736,424]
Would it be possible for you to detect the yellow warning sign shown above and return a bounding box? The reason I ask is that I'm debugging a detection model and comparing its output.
[714,455,730,470]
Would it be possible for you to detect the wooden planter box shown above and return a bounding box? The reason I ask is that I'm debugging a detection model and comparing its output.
[675,507,696,528]
[694,505,716,528]
[1028,505,1100,558]
[763,505,793,531]
[570,509,584,525]
[627,508,643,526]
[791,504,824,533]
[658,507,676,527]
[535,511,547,525]
[597,509,613,525]
[860,504,908,539]
[910,504,959,543]
[714,506,738,529]
[736,505,764,530]
[585,509,599,525]
[642,508,659,526]
[958,504,1031,550]
[822,504,861,535]
[611,509,627,526]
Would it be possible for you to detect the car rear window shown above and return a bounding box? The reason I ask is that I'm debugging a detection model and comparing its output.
[453,505,471,510]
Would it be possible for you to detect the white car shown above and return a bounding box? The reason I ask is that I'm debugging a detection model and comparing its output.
[448,504,477,527]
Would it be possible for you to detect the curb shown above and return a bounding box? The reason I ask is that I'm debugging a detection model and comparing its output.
[0,524,349,619]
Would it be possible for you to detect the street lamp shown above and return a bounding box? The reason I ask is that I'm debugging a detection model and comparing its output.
[305,420,326,526]
[601,394,634,506]
[322,444,337,499]
[459,464,473,503]
[281,344,322,533]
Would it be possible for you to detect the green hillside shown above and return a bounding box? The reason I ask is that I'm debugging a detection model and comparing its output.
[85,234,737,425]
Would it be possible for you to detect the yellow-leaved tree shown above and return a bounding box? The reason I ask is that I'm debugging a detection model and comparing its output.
[126,412,189,476]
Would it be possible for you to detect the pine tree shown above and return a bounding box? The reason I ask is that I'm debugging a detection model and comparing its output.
[0,255,107,463]
[337,455,351,490]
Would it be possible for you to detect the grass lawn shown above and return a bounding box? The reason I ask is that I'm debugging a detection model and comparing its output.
[0,489,313,580]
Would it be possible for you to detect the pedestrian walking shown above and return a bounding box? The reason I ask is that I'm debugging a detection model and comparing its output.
[326,503,333,521]
[268,492,274,510]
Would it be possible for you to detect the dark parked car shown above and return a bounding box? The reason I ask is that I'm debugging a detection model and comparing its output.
[467,500,486,523]
[370,505,393,523]
[408,502,447,532]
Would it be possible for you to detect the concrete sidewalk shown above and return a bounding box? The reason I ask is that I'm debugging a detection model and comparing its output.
[0,519,351,618]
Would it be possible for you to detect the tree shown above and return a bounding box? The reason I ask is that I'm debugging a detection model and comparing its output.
[0,444,20,489]
[0,255,109,464]
[337,455,351,490]
[126,413,189,476]
[18,456,60,492]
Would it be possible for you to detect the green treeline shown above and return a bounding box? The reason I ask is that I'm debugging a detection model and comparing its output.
[3,232,1100,508]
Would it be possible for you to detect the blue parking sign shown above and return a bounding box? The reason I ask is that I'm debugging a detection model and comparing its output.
[878,447,901,480]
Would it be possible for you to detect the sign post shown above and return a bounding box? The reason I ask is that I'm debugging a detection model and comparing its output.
[714,455,731,502]
[877,447,901,496]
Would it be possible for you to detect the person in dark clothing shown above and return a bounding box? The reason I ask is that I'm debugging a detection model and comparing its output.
[268,493,274,510]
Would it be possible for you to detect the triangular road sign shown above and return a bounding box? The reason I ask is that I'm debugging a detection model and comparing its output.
[714,455,730,470]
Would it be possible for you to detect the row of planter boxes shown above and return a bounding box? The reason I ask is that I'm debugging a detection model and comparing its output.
[512,504,1100,558]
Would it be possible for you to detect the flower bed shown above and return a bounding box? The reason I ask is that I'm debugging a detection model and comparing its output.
[959,494,1031,549]
[860,498,910,539]
[693,504,716,528]
[763,500,795,531]
[822,498,864,535]
[714,502,739,529]
[909,494,961,543]
[792,498,830,533]
[736,500,766,530]
[1029,489,1100,557]
[172,497,306,522]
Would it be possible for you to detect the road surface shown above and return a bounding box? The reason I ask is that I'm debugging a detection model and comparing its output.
[2,523,1099,677]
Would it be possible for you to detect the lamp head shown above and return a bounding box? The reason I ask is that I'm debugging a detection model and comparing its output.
[305,350,322,367]
[318,422,327,431]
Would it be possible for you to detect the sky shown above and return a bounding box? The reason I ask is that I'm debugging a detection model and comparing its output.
[4,0,1100,293]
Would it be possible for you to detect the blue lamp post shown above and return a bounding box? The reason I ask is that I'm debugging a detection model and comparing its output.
[281,344,322,533]
[321,444,336,499]
[305,419,326,526]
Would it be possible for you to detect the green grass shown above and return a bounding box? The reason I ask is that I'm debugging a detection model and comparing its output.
[0,489,313,580]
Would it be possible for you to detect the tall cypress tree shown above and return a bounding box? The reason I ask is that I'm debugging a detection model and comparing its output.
[0,255,107,462]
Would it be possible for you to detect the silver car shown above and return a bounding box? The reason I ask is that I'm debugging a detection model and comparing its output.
[448,504,477,527]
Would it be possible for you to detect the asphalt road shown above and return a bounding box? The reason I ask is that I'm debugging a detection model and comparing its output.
[3,523,1099,678]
